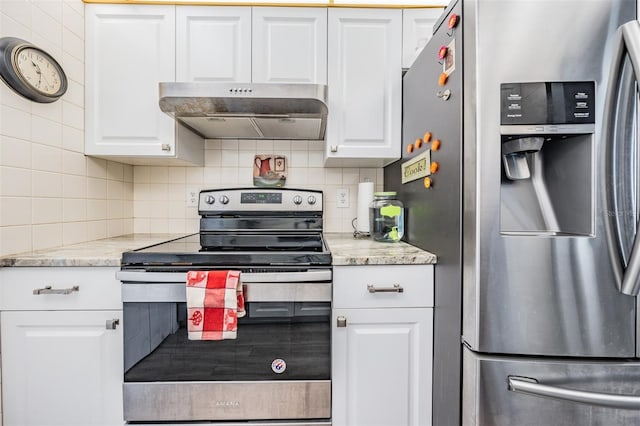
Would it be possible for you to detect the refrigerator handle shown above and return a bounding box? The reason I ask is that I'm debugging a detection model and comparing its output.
[602,20,640,296]
[508,376,640,410]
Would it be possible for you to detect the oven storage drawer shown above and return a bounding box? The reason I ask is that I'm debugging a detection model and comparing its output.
[123,380,331,421]
[1,267,121,311]
[333,264,434,309]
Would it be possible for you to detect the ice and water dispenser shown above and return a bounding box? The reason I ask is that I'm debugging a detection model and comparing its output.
[500,81,595,236]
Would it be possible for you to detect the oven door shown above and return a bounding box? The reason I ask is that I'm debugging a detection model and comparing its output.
[118,269,332,423]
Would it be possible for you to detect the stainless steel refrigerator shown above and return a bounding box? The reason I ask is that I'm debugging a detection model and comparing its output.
[384,0,640,424]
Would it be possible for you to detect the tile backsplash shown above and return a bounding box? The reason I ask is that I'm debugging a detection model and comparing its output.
[133,139,384,235]
[0,0,134,257]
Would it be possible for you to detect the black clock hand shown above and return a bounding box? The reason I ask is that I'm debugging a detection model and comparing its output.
[30,60,43,87]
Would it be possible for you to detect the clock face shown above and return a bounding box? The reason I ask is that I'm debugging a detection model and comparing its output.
[14,47,63,96]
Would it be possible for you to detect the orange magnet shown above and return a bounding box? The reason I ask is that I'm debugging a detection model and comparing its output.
[431,139,441,151]
[430,161,440,174]
[438,72,448,87]
[424,177,433,189]
[438,46,448,60]
[415,138,423,149]
[423,132,432,143]
[407,144,414,154]
[448,13,459,29]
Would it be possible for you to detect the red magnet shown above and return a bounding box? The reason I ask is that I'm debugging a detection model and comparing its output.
[438,46,448,60]
[448,13,459,29]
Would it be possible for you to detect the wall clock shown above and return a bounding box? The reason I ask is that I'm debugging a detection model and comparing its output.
[0,37,67,103]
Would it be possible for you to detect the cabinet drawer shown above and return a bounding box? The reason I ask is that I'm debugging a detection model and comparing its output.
[333,264,433,309]
[0,267,121,311]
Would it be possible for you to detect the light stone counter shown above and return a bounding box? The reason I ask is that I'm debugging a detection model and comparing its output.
[0,234,189,267]
[0,233,437,268]
[324,233,437,266]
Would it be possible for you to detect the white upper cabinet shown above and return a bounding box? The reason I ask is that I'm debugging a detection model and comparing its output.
[402,8,445,69]
[85,5,203,165]
[86,6,176,160]
[252,7,327,84]
[325,8,402,167]
[176,6,252,82]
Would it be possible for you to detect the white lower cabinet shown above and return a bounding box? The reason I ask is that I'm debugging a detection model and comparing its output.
[0,267,123,426]
[332,264,434,426]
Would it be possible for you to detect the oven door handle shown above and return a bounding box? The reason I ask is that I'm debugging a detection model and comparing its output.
[122,282,331,303]
[116,269,332,284]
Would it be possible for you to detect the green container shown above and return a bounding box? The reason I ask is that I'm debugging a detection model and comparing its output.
[369,192,404,242]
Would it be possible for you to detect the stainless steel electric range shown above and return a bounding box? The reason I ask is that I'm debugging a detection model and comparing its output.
[117,188,331,425]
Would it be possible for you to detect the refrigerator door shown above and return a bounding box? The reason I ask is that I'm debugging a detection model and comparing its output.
[465,0,637,357]
[463,346,640,426]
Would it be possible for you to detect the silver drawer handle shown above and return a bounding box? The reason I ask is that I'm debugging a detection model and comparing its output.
[367,284,404,293]
[33,285,79,295]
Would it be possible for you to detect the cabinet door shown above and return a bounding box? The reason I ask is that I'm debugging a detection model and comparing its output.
[1,310,123,426]
[326,8,402,167]
[85,5,176,157]
[332,307,433,426]
[402,8,445,69]
[176,6,251,82]
[252,7,327,84]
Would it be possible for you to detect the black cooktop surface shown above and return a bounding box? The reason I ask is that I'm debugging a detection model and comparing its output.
[120,234,332,270]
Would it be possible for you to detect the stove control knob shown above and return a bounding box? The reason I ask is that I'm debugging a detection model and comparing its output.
[293,195,303,205]
[205,195,215,205]
[220,195,229,205]
[307,195,317,205]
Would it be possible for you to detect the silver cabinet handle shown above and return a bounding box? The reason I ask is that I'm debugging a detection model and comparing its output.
[106,319,120,330]
[508,376,640,410]
[367,284,404,293]
[337,316,347,327]
[33,285,79,295]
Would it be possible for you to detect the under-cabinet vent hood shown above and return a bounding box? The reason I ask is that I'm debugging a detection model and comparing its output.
[159,82,328,140]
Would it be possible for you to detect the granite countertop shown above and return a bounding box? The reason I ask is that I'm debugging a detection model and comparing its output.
[324,233,436,266]
[0,233,436,268]
[0,234,188,267]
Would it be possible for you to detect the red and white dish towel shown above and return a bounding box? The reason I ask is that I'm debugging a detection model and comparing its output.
[186,270,245,340]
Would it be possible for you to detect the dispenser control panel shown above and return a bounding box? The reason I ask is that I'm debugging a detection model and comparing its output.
[500,81,595,125]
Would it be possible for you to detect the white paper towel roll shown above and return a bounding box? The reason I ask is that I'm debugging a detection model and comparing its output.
[356,181,375,233]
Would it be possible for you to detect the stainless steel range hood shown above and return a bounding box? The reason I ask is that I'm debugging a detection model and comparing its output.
[159,82,328,140]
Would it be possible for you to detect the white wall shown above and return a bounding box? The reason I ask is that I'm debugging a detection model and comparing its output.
[0,0,134,257]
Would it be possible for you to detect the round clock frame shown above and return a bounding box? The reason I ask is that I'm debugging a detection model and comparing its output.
[0,37,68,103]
